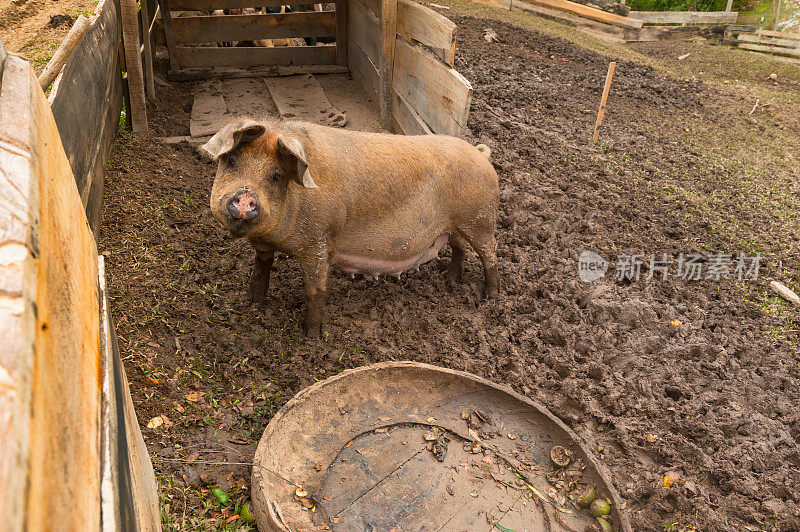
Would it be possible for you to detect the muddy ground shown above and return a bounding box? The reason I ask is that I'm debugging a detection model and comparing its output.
[94,5,800,532]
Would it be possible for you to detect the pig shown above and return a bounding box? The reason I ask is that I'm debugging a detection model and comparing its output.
[202,117,500,337]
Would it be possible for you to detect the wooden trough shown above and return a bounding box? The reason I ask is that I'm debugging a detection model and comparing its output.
[251,362,633,532]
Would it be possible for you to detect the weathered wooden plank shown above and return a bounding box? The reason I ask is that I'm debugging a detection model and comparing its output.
[334,0,348,65]
[166,64,348,80]
[50,0,124,234]
[176,44,337,67]
[397,0,456,66]
[392,89,432,135]
[0,51,38,532]
[757,29,800,40]
[738,33,800,48]
[348,0,381,65]
[348,38,380,98]
[158,0,181,71]
[140,0,155,97]
[629,10,738,24]
[392,37,472,136]
[172,12,336,43]
[25,53,101,532]
[632,24,724,42]
[265,74,347,125]
[473,0,633,40]
[121,0,148,132]
[379,0,398,129]
[530,0,642,29]
[737,41,800,57]
[170,0,290,8]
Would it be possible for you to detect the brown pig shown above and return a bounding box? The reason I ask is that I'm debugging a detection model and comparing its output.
[202,117,500,337]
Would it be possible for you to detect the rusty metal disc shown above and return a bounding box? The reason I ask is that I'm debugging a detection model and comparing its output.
[251,361,632,532]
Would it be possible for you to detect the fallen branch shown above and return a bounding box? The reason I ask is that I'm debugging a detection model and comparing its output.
[749,98,760,115]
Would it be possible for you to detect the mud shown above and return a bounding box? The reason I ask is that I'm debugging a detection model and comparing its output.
[102,17,800,532]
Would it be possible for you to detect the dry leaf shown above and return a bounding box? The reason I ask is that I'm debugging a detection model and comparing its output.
[146,416,163,429]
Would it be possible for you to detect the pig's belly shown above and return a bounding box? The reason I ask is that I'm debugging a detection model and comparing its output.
[332,234,449,277]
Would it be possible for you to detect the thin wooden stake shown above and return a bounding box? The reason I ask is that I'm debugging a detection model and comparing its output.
[592,61,616,143]
[120,0,148,132]
[38,15,90,90]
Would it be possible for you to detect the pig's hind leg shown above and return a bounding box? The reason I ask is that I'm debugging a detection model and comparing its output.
[249,247,275,304]
[461,231,500,299]
[447,233,467,285]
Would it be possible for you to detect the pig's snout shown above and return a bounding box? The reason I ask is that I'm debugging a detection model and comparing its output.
[227,189,260,221]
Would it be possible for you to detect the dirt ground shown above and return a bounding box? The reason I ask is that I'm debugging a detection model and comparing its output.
[4,0,800,529]
[0,0,99,74]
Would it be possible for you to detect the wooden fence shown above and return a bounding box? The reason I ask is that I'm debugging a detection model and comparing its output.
[629,10,738,25]
[0,7,159,532]
[48,0,124,235]
[726,28,800,62]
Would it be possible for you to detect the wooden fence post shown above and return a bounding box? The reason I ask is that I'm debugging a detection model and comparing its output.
[139,0,155,98]
[120,0,148,132]
[379,0,398,129]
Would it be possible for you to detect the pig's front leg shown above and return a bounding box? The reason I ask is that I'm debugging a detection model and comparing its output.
[298,251,330,338]
[249,245,275,304]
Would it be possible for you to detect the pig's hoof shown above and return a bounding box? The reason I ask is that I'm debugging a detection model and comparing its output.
[446,265,464,285]
[483,282,501,299]
[305,321,326,339]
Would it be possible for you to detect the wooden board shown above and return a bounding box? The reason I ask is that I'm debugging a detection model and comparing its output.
[175,44,337,68]
[99,256,162,531]
[139,0,155,97]
[392,88,432,135]
[379,0,398,129]
[757,29,800,40]
[392,37,472,137]
[50,0,124,234]
[736,41,800,57]
[629,10,738,24]
[473,0,633,41]
[121,0,148,132]
[172,11,336,43]
[738,33,800,48]
[171,0,296,8]
[0,51,38,532]
[348,0,381,66]
[397,0,456,66]
[633,24,724,42]
[166,64,348,80]
[334,0,348,65]
[0,52,104,532]
[529,0,643,29]
[190,77,277,137]
[348,37,380,98]
[250,362,634,532]
[265,74,347,126]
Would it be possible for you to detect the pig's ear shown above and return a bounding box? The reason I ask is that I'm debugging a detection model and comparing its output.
[276,136,318,189]
[201,118,266,160]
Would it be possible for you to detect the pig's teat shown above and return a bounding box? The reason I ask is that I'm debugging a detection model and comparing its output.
[227,189,260,221]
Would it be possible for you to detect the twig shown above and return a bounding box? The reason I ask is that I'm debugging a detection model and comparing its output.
[749,98,760,115]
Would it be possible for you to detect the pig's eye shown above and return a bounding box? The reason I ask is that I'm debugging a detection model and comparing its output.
[226,154,236,168]
[271,169,283,182]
